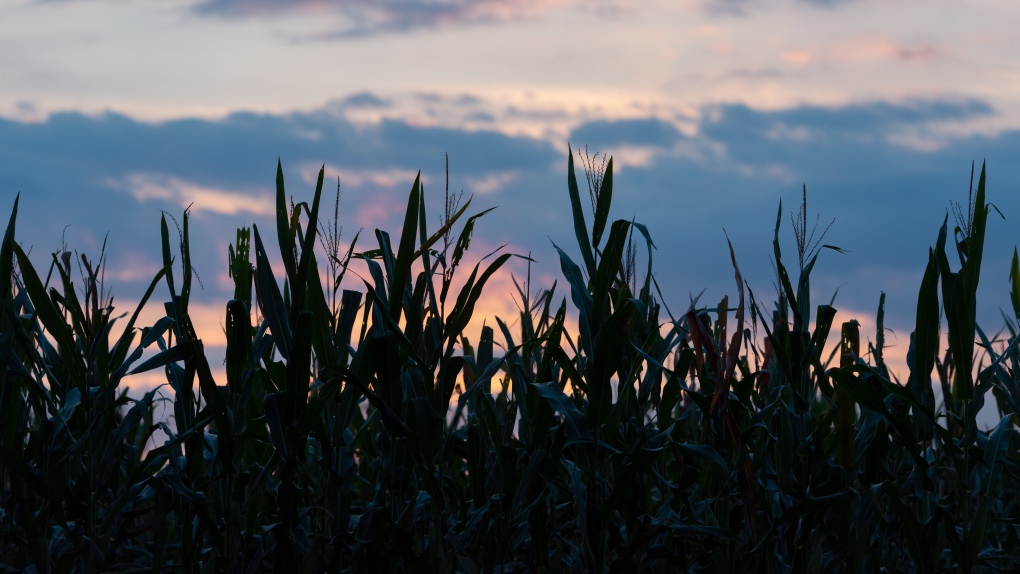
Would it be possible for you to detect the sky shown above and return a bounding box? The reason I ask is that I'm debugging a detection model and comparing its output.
[3,0,1020,398]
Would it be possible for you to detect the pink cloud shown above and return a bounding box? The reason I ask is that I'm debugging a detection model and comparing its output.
[782,50,813,64]
[890,44,939,63]
[784,35,942,66]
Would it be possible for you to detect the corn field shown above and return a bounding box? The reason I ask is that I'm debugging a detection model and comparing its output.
[2,148,1020,572]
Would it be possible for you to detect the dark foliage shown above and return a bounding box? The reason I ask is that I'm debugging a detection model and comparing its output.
[2,151,1019,572]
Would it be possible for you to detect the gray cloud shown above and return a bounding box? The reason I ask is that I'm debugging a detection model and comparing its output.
[334,91,391,109]
[569,118,683,149]
[800,0,858,6]
[190,0,565,37]
[704,0,860,16]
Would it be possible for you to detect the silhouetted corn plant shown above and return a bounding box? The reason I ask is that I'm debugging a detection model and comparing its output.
[2,152,1020,573]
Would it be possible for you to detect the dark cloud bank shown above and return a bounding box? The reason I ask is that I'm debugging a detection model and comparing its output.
[2,95,1018,349]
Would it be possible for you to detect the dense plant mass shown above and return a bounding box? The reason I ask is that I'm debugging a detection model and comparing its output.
[2,149,1020,573]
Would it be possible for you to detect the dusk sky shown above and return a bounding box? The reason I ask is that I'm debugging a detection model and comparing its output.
[3,0,1020,384]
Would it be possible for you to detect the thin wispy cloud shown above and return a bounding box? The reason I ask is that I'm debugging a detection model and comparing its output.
[781,35,942,66]
[704,0,861,16]
[191,0,572,37]
[109,173,275,217]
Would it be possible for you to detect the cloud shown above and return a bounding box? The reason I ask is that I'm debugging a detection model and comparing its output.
[465,171,517,195]
[191,0,572,37]
[568,118,686,169]
[569,118,683,149]
[698,99,993,160]
[700,0,749,16]
[334,92,391,109]
[323,166,424,189]
[110,172,275,216]
[703,0,862,16]
[790,35,942,66]
[799,0,858,6]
